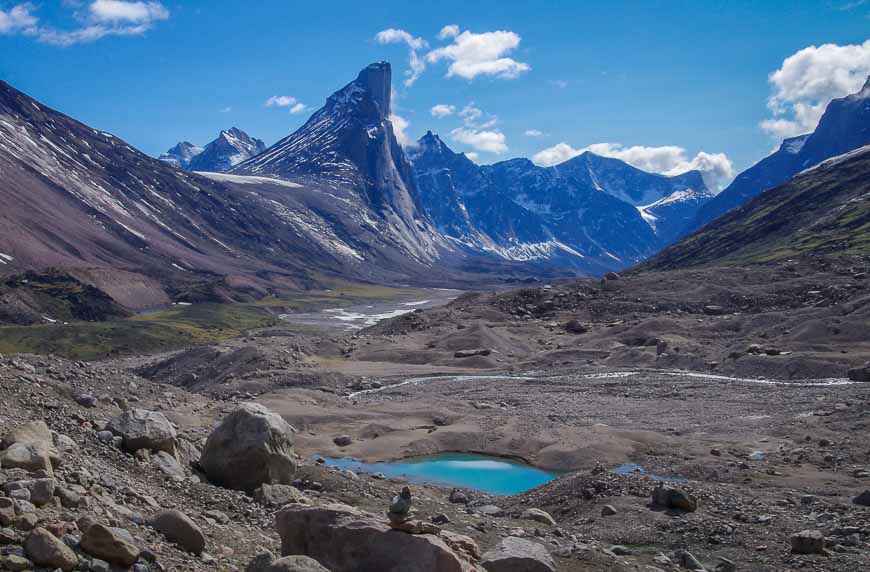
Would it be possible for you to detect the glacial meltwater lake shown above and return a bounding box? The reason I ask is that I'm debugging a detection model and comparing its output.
[320,453,561,495]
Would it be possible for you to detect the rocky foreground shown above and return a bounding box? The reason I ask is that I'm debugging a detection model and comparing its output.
[0,350,869,571]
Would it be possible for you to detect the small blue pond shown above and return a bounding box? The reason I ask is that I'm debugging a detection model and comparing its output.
[320,453,561,495]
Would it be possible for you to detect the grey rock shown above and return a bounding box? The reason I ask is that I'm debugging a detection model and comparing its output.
[106,409,177,454]
[790,529,826,554]
[853,490,870,506]
[201,403,297,492]
[267,556,331,572]
[521,508,556,526]
[481,536,555,572]
[333,435,352,447]
[254,484,308,507]
[80,524,140,567]
[24,527,78,571]
[149,509,206,555]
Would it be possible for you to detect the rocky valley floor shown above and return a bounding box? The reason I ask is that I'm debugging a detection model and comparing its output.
[0,258,868,571]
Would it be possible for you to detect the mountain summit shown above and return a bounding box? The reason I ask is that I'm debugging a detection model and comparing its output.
[232,62,443,262]
[187,127,266,172]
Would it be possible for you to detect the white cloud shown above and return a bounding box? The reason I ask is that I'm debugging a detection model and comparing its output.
[88,1,168,24]
[0,4,38,34]
[532,142,734,190]
[760,39,870,139]
[449,127,508,154]
[458,103,482,124]
[265,95,297,107]
[2,1,170,46]
[437,24,460,40]
[375,28,428,87]
[464,152,479,161]
[430,104,455,118]
[426,28,530,80]
[266,96,307,114]
[389,113,412,147]
[525,129,544,137]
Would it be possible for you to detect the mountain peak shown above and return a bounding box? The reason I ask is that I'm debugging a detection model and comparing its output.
[355,62,391,117]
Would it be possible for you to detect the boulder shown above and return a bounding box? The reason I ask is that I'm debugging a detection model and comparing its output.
[790,529,825,555]
[480,537,555,572]
[80,524,140,567]
[703,305,726,316]
[520,508,555,526]
[651,484,697,512]
[154,451,186,480]
[333,435,352,447]
[276,503,483,572]
[106,409,176,454]
[149,509,206,555]
[853,490,870,506]
[601,505,617,517]
[564,320,588,334]
[245,550,276,572]
[201,403,297,492]
[24,527,78,571]
[254,484,309,507]
[268,556,331,571]
[1,421,58,475]
[0,498,14,526]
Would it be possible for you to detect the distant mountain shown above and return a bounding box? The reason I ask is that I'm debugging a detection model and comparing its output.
[641,144,870,270]
[158,141,203,168]
[187,127,266,173]
[408,132,712,272]
[687,76,870,234]
[232,62,446,264]
[0,70,489,311]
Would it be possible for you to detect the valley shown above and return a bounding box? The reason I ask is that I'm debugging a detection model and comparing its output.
[0,36,868,572]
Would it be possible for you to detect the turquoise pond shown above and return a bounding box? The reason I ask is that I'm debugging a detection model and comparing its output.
[320,453,562,495]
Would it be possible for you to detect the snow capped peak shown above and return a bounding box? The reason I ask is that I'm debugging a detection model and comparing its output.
[186,128,266,172]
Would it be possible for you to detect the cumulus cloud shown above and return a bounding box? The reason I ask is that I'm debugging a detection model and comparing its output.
[430,104,455,118]
[533,142,734,190]
[437,24,460,40]
[389,114,413,147]
[0,1,170,46]
[760,39,870,139]
[525,129,544,137]
[449,127,508,154]
[88,0,168,23]
[0,3,38,34]
[265,95,307,113]
[375,28,428,87]
[426,28,530,80]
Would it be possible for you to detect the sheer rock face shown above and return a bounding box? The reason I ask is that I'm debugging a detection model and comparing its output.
[200,403,297,492]
[231,62,446,266]
[275,503,484,572]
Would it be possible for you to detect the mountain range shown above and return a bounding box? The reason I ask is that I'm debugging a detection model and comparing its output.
[643,142,870,270]
[686,76,870,234]
[159,128,266,172]
[1,62,869,315]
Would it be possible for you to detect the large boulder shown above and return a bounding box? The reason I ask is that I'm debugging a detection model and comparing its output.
[651,484,698,512]
[1,421,58,475]
[276,503,483,572]
[149,510,206,555]
[106,409,177,454]
[80,524,140,567]
[853,490,870,506]
[201,403,297,492]
[269,556,331,571]
[254,484,309,507]
[790,529,825,555]
[24,527,78,571]
[480,537,555,572]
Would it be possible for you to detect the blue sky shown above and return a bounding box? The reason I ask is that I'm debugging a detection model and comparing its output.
[2,1,870,189]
